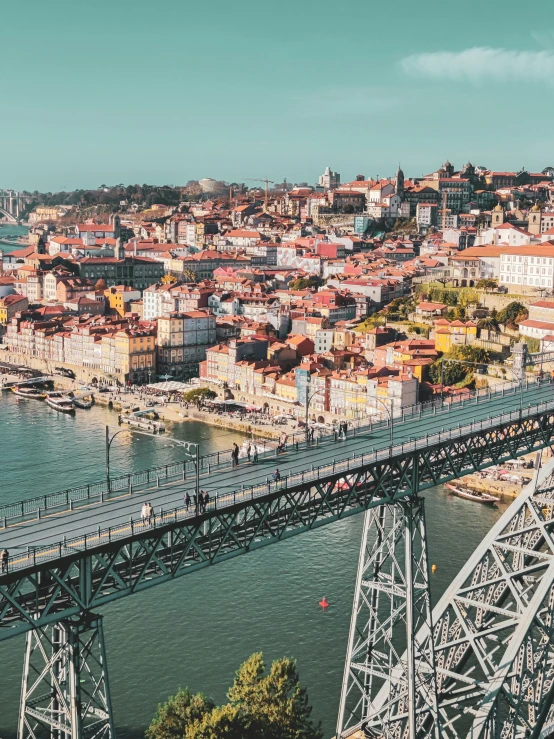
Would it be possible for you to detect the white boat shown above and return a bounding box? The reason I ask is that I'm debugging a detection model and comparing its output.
[12,386,46,399]
[46,393,75,414]
[445,483,500,505]
[118,414,165,433]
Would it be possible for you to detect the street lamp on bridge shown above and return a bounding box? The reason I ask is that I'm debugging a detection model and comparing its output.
[105,426,200,511]
[371,396,394,454]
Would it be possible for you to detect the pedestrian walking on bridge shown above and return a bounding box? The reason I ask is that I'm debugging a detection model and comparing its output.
[0,549,8,574]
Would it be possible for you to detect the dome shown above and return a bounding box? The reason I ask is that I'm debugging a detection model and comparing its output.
[199,178,218,192]
[531,203,541,212]
[494,203,503,211]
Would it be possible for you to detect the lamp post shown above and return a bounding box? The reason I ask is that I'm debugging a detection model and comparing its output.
[105,426,200,511]
[129,429,200,513]
[372,396,394,454]
[105,426,131,494]
[305,382,321,442]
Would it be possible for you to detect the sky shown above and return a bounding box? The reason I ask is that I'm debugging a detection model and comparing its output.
[2,0,554,192]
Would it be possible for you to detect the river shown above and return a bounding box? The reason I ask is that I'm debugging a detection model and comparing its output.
[0,392,506,738]
[0,223,29,253]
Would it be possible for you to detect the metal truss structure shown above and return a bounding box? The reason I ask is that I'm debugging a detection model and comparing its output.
[337,498,440,739]
[2,401,554,739]
[1,404,554,642]
[19,613,114,739]
[339,460,554,739]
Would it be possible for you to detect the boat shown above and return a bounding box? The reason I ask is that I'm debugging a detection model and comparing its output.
[11,386,46,400]
[72,394,94,409]
[46,393,76,414]
[118,414,165,433]
[445,483,500,505]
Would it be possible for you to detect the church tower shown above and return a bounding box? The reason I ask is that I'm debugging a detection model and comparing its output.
[492,203,504,227]
[528,204,541,235]
[395,165,405,199]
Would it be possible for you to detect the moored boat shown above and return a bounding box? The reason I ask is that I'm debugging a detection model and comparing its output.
[46,393,76,414]
[12,386,46,400]
[445,482,500,505]
[73,396,94,409]
[118,414,165,433]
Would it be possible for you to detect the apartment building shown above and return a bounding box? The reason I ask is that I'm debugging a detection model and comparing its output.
[157,310,216,378]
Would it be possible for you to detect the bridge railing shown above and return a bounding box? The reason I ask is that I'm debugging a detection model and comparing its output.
[0,375,549,529]
[5,394,554,574]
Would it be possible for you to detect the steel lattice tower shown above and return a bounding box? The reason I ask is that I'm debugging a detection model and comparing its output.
[19,613,114,739]
[337,497,440,739]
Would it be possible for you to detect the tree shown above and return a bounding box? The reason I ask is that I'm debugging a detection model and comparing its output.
[228,653,322,739]
[182,268,197,283]
[182,388,216,404]
[146,688,215,739]
[476,278,498,291]
[290,276,321,291]
[185,704,243,739]
[148,654,321,739]
[497,301,528,327]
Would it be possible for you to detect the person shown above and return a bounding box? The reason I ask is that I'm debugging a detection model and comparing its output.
[273,468,281,483]
[193,493,198,510]
[253,446,259,463]
[247,443,251,462]
[232,443,239,467]
[0,548,8,574]
[204,491,210,510]
[147,502,154,526]
[141,502,149,526]
[184,492,191,511]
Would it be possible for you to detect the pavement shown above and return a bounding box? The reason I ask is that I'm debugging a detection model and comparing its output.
[1,380,552,561]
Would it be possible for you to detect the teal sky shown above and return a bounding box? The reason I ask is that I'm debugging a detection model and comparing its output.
[2,0,554,191]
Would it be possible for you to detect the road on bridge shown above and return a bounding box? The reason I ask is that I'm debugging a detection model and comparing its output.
[1,381,552,563]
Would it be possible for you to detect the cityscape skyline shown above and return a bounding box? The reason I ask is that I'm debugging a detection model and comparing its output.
[2,0,554,191]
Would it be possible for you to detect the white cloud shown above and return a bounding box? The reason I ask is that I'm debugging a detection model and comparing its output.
[399,47,554,83]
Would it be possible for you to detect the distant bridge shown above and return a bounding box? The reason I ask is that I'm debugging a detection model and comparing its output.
[0,189,34,222]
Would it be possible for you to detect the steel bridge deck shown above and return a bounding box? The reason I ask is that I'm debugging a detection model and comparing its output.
[2,381,552,555]
[1,382,554,642]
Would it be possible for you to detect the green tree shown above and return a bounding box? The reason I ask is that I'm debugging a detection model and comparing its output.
[186,704,243,739]
[147,689,215,739]
[476,278,498,291]
[497,301,528,327]
[147,654,322,739]
[228,653,323,739]
[290,276,321,290]
[182,388,216,404]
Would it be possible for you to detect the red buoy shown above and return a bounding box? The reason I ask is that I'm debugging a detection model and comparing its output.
[319,597,329,608]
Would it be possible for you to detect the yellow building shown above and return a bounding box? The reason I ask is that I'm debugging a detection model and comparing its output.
[104,286,142,317]
[114,328,156,382]
[274,374,298,403]
[0,294,28,325]
[434,319,477,353]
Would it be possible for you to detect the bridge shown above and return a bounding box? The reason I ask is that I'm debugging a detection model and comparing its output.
[2,378,554,739]
[0,189,34,222]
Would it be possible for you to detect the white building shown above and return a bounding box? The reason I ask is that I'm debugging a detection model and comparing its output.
[476,223,533,246]
[318,166,340,190]
[499,245,554,291]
